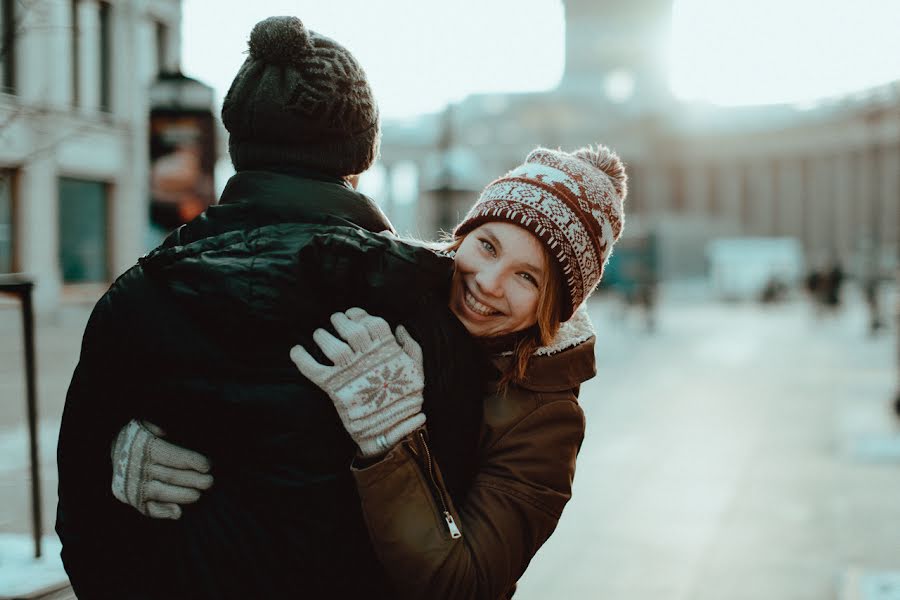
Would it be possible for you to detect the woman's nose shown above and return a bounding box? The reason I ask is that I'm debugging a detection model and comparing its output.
[475,267,504,297]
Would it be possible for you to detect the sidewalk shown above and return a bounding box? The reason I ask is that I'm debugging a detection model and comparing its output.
[1,301,94,599]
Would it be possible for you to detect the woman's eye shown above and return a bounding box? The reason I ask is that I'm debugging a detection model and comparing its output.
[520,273,538,286]
[480,239,495,255]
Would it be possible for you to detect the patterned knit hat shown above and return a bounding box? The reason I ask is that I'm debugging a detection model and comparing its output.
[453,145,627,321]
[222,16,380,176]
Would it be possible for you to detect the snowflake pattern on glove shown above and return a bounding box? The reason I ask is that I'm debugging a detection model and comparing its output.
[359,364,415,408]
[290,311,427,457]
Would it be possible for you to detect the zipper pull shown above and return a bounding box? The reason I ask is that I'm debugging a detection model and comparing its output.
[444,511,462,539]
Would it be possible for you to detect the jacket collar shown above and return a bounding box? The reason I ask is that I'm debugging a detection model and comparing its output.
[214,168,394,234]
[491,306,597,392]
[154,168,394,250]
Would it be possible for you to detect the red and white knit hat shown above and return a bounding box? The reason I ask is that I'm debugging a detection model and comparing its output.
[453,145,627,321]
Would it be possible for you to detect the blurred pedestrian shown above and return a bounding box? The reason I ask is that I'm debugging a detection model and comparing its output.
[823,259,844,312]
[863,276,884,335]
[805,267,825,317]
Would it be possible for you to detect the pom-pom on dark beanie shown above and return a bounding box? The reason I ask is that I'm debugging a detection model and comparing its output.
[222,16,380,176]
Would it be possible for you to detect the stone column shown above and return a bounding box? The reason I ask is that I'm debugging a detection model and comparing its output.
[685,163,709,217]
[17,0,70,107]
[746,160,776,236]
[716,163,743,234]
[643,162,670,220]
[857,147,878,252]
[76,0,101,114]
[48,0,72,108]
[18,155,62,310]
[878,145,899,264]
[381,162,396,223]
[808,155,835,261]
[625,163,643,215]
[832,153,854,263]
[112,0,137,122]
[780,157,805,243]
[853,150,870,245]
[98,2,144,276]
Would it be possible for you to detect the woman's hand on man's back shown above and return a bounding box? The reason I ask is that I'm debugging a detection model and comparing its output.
[290,308,426,457]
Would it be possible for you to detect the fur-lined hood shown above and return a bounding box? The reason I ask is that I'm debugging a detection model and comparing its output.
[533,305,596,357]
[492,305,597,392]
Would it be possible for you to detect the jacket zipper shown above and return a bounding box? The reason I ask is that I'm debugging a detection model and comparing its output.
[416,430,462,540]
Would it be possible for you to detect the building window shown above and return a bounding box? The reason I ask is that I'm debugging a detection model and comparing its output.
[0,170,13,273]
[99,1,111,111]
[1,0,16,94]
[58,177,109,283]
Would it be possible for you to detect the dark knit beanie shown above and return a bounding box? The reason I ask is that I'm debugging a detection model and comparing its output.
[454,145,627,321]
[222,16,380,176]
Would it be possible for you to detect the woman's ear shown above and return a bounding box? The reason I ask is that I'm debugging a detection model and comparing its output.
[345,174,360,189]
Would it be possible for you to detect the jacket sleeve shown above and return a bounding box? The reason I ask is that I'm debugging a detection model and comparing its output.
[55,285,147,596]
[352,394,586,600]
[293,227,453,319]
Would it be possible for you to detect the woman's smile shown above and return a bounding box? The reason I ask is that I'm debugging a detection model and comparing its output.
[462,285,501,317]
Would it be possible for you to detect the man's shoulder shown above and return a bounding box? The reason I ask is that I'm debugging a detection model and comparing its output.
[90,262,170,323]
[106,262,153,299]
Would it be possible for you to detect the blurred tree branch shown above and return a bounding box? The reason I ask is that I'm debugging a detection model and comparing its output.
[0,0,38,66]
[0,0,98,153]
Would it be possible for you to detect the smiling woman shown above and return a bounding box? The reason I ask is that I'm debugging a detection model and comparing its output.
[446,144,626,388]
[333,143,627,597]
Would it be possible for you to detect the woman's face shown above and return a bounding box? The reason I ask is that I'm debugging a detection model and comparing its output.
[449,222,547,338]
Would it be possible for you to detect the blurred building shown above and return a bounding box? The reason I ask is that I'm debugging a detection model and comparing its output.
[380,0,900,281]
[0,0,183,309]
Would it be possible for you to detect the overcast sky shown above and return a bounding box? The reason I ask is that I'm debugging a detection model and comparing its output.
[181,0,900,119]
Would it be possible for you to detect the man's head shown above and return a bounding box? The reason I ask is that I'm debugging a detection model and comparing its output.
[222,16,380,177]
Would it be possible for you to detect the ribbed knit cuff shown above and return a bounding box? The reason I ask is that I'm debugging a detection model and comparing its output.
[357,412,426,458]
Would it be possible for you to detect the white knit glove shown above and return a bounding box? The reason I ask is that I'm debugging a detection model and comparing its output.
[289,307,426,457]
[111,420,214,520]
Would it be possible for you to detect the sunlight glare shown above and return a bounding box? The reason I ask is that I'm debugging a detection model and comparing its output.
[669,0,900,105]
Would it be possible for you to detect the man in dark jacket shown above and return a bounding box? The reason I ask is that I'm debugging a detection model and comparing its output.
[56,16,486,599]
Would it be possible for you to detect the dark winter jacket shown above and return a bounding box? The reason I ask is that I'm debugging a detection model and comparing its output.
[56,169,489,599]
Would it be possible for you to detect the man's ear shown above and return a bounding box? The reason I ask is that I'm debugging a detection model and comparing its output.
[345,174,360,189]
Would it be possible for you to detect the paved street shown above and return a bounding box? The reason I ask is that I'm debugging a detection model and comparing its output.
[517,285,900,600]
[0,284,897,598]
